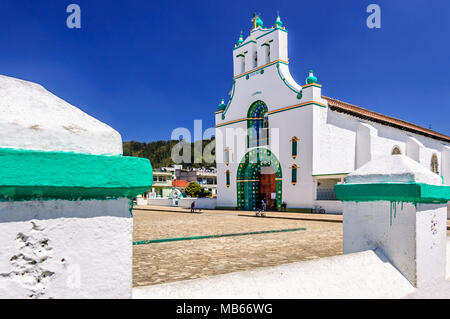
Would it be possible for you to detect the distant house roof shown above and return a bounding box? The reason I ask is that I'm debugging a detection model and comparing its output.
[153,171,173,176]
[323,96,450,143]
[172,179,190,188]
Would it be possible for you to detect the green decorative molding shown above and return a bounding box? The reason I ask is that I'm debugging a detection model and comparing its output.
[0,148,153,201]
[335,183,450,204]
[234,60,288,81]
[221,80,236,120]
[267,101,326,116]
[256,27,287,40]
[276,63,303,99]
[233,40,256,51]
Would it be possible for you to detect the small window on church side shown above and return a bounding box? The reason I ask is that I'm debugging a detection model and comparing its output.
[225,149,230,165]
[392,146,401,155]
[226,170,230,187]
[291,137,299,158]
[254,51,258,68]
[291,164,298,185]
[431,154,439,174]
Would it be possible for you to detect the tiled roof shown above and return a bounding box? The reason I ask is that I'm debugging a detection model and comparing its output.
[323,96,450,143]
[172,179,190,188]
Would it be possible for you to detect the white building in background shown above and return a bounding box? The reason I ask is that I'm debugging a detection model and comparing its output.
[214,14,450,213]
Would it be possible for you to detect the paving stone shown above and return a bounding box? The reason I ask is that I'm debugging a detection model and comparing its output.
[132,209,344,287]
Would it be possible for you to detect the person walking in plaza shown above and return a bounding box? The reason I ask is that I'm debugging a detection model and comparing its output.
[190,201,195,213]
[261,198,266,217]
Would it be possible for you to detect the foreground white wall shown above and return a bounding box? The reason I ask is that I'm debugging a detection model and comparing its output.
[0,200,132,299]
[343,201,447,287]
[0,75,152,299]
[133,249,416,299]
[336,155,450,287]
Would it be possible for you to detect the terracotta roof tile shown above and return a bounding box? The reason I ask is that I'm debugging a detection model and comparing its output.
[172,179,190,188]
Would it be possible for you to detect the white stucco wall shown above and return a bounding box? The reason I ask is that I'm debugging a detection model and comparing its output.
[314,108,449,180]
[0,75,122,155]
[343,201,447,287]
[0,199,132,299]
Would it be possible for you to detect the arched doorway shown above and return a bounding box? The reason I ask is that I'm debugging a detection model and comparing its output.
[236,148,282,211]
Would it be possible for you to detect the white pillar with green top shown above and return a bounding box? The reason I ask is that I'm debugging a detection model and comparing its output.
[0,75,153,298]
[335,155,450,288]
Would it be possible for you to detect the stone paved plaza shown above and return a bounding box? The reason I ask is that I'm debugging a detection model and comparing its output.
[132,208,344,287]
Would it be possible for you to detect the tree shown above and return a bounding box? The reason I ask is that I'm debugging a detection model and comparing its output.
[184,181,211,198]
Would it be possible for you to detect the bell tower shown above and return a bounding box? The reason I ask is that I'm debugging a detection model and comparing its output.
[232,14,289,77]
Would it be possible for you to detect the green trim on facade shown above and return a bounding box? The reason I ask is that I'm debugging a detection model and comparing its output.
[302,83,322,89]
[221,80,236,120]
[268,102,326,116]
[0,148,153,201]
[335,183,450,204]
[233,40,257,51]
[255,27,287,40]
[216,101,327,128]
[216,118,247,128]
[234,60,288,81]
[276,63,302,99]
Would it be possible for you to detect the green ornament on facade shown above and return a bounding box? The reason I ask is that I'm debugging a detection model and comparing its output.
[237,33,244,45]
[256,17,263,28]
[218,99,226,111]
[306,70,318,84]
[275,15,283,28]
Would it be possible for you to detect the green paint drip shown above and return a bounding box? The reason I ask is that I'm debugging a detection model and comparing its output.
[390,202,393,226]
[128,199,134,217]
[0,147,153,200]
[389,201,405,227]
[133,227,307,245]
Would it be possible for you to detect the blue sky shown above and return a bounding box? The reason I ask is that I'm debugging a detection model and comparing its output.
[0,0,449,141]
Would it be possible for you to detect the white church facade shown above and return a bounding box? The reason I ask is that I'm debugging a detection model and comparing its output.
[215,15,450,213]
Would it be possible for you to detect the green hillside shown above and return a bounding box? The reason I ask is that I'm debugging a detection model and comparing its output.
[123,138,216,169]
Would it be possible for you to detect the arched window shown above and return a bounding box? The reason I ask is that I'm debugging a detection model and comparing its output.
[226,170,230,188]
[291,164,298,185]
[392,146,401,155]
[224,148,230,166]
[431,154,439,174]
[262,43,270,64]
[238,56,245,74]
[290,137,299,159]
[247,101,269,148]
[254,51,258,68]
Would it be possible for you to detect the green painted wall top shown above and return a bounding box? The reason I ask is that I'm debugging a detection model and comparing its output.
[0,148,153,201]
